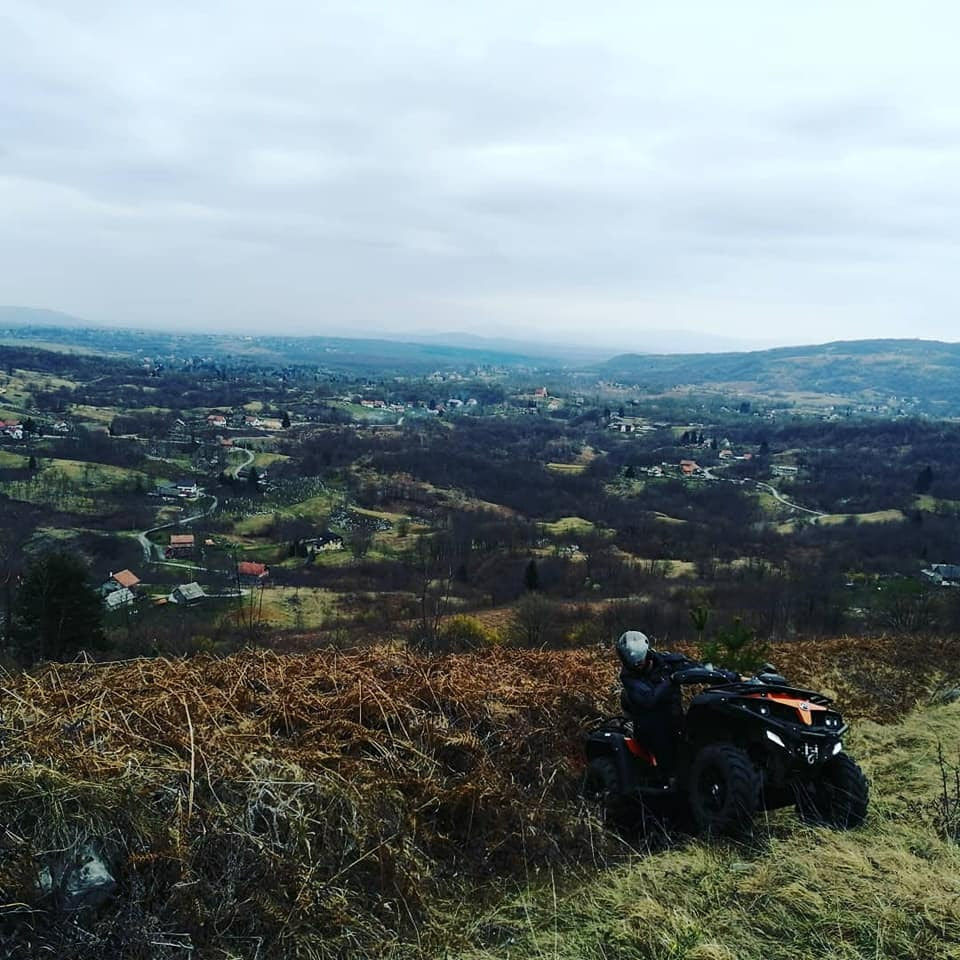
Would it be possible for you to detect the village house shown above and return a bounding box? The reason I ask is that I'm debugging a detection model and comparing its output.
[771,465,799,477]
[680,459,699,476]
[152,482,181,499]
[104,587,135,610]
[176,479,199,497]
[1,420,23,440]
[718,448,734,459]
[110,569,141,591]
[236,561,269,584]
[609,416,647,434]
[304,532,344,553]
[243,415,263,428]
[171,582,205,604]
[237,466,268,484]
[533,387,548,398]
[206,414,228,427]
[922,563,960,586]
[166,533,196,558]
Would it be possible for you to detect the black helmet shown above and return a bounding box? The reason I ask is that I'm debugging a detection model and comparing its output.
[617,630,650,671]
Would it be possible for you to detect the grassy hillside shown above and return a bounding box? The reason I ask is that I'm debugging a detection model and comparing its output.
[458,701,960,960]
[0,637,958,958]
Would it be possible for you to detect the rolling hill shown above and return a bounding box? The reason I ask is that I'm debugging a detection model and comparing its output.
[600,339,960,411]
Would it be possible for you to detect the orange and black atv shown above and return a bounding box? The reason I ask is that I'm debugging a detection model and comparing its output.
[583,660,868,836]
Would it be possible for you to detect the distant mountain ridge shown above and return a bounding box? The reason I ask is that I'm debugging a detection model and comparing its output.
[0,306,91,328]
[601,338,960,410]
[3,305,959,408]
[0,306,764,359]
[398,328,766,360]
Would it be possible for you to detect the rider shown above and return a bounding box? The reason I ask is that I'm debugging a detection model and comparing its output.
[616,630,683,775]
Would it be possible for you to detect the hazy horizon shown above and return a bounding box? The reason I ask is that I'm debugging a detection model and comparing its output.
[4,2,960,347]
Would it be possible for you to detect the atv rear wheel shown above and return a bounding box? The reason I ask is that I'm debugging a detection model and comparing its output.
[795,753,868,829]
[688,744,760,836]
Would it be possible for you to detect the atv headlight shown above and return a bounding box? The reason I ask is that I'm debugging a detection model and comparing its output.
[832,741,843,756]
[766,730,786,748]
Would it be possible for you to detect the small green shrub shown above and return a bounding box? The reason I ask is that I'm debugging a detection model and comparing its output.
[699,617,769,674]
[441,615,501,650]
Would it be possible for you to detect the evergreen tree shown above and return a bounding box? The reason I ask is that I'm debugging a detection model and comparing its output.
[14,551,105,662]
[281,411,291,429]
[524,558,541,592]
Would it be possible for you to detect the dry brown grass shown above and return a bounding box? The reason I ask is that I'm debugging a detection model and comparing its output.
[0,635,957,958]
[0,648,619,958]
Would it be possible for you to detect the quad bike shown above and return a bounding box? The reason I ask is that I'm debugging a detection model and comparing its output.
[583,658,869,836]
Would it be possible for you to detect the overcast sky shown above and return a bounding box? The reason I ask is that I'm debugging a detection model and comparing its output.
[2,1,960,350]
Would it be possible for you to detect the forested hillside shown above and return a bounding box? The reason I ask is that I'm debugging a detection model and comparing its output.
[601,339,960,412]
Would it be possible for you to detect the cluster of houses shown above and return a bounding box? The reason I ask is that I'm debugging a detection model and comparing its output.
[206,412,284,430]
[351,397,481,415]
[100,569,141,610]
[608,415,650,434]
[99,567,208,609]
[99,551,274,612]
[359,399,407,412]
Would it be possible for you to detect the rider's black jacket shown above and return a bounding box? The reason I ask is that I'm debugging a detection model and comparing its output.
[619,650,683,717]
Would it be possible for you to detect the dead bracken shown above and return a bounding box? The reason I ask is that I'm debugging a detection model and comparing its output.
[0,636,954,958]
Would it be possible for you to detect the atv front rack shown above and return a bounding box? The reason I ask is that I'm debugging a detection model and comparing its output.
[716,681,832,705]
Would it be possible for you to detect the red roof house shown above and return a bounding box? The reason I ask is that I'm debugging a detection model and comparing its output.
[237,561,269,582]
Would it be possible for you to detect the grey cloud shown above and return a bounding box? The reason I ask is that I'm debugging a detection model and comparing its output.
[3,1,960,347]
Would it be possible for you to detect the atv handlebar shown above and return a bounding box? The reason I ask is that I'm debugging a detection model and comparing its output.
[670,666,739,686]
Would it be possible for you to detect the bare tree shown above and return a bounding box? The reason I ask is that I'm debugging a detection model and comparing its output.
[508,593,557,648]
[407,534,455,650]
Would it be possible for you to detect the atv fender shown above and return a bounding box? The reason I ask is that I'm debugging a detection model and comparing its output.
[585,731,645,793]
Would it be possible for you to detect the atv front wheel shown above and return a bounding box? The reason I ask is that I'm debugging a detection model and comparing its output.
[582,756,632,827]
[688,744,760,836]
[582,757,619,803]
[795,753,868,829]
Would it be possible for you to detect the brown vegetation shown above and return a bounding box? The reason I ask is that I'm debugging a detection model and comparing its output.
[1,635,957,956]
